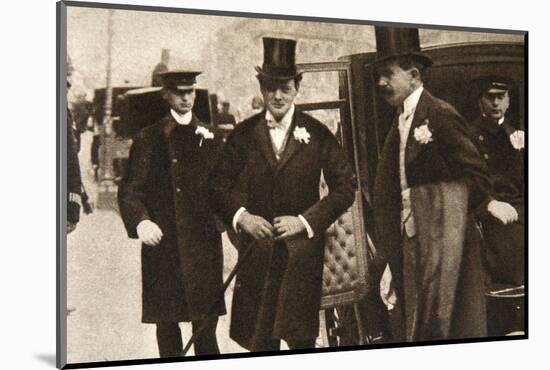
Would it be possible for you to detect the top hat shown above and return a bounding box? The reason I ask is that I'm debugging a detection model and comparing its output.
[255,37,301,80]
[472,75,514,96]
[157,70,201,90]
[374,27,433,67]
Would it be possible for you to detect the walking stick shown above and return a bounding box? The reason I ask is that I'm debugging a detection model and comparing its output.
[182,239,255,356]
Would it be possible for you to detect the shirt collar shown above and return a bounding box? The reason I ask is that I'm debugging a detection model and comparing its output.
[265,104,295,129]
[481,114,506,126]
[170,109,193,125]
[402,85,424,118]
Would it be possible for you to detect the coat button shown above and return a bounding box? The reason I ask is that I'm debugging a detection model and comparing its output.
[483,153,489,159]
[176,187,181,193]
[478,135,484,141]
[172,158,178,163]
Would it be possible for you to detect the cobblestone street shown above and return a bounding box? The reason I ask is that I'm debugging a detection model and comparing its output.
[67,132,246,363]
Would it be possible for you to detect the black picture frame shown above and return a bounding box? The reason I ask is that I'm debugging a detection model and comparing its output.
[58,1,527,368]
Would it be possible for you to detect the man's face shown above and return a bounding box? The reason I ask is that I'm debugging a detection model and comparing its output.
[479,90,510,121]
[260,78,298,121]
[164,88,195,114]
[376,61,416,107]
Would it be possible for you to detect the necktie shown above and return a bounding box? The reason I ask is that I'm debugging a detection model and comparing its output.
[267,119,285,130]
[398,105,415,142]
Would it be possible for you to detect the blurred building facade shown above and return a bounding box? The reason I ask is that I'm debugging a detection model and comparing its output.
[198,18,377,121]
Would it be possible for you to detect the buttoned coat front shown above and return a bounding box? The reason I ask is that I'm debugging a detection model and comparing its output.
[373,90,492,340]
[209,109,355,349]
[118,113,225,323]
[469,116,525,285]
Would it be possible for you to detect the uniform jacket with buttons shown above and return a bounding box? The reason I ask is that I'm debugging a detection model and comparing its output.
[118,113,225,323]
[209,109,355,348]
[469,116,524,222]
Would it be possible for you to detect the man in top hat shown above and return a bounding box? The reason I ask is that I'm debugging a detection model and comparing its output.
[469,76,524,286]
[118,71,225,357]
[372,27,492,341]
[209,37,355,351]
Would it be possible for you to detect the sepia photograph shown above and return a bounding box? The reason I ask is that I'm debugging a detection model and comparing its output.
[58,0,526,368]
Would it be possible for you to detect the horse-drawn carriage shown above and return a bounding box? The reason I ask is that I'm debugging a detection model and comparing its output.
[294,37,525,346]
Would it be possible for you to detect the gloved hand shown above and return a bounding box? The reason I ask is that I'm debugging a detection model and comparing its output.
[137,220,164,246]
[237,211,275,240]
[487,200,519,225]
[273,215,306,240]
[509,130,525,150]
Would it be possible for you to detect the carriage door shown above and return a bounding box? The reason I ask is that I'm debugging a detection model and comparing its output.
[296,61,374,346]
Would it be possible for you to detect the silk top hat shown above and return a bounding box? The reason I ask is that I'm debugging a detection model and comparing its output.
[472,75,513,96]
[374,27,433,67]
[255,37,301,80]
[157,70,201,90]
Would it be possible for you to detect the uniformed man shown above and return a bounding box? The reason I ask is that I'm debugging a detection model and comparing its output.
[67,78,83,234]
[469,76,525,286]
[67,71,92,233]
[118,71,225,357]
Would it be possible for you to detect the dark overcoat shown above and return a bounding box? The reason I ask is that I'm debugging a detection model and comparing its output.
[118,113,225,323]
[373,90,492,341]
[209,110,355,349]
[67,109,82,223]
[469,116,525,285]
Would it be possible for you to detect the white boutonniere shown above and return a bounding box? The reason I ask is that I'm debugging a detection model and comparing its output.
[413,119,433,145]
[293,126,311,144]
[195,126,214,147]
[509,130,525,150]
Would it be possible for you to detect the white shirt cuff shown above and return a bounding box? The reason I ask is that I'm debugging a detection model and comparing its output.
[232,207,247,232]
[68,192,82,206]
[298,214,315,239]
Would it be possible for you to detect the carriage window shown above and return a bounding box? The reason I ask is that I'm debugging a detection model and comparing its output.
[296,70,341,104]
[294,69,351,151]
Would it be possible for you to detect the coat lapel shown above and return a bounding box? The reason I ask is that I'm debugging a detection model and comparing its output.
[253,115,278,171]
[501,118,518,137]
[275,110,302,174]
[160,113,178,139]
[162,113,206,164]
[405,90,431,165]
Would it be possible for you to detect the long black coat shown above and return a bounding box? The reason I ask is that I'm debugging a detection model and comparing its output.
[67,109,82,224]
[209,110,355,349]
[118,113,225,323]
[373,90,492,340]
[469,116,525,285]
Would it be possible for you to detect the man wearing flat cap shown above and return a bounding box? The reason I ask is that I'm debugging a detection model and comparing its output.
[372,28,492,342]
[118,71,225,357]
[209,37,355,351]
[469,76,524,287]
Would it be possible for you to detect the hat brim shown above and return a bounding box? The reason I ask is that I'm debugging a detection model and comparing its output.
[255,66,302,80]
[374,52,433,67]
[162,84,197,91]
[174,84,196,90]
[485,87,509,94]
[471,75,514,95]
